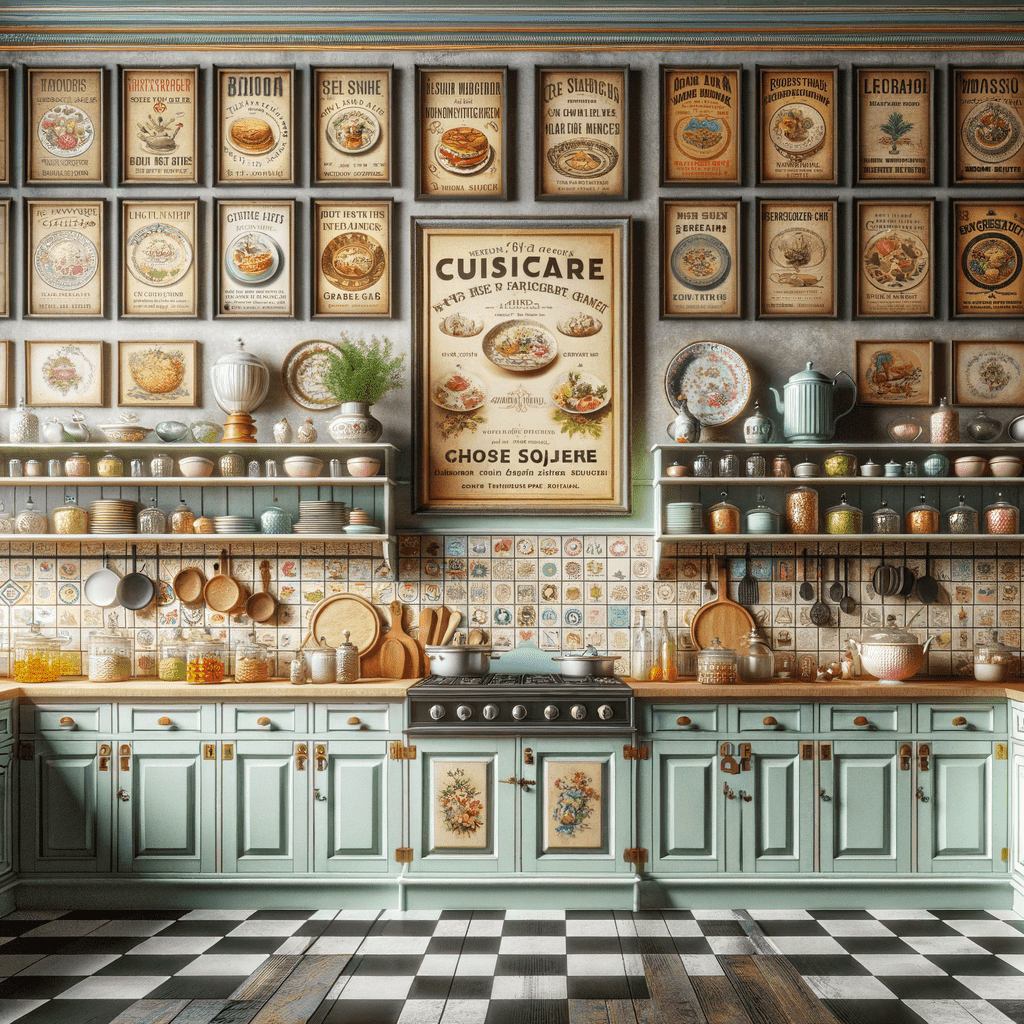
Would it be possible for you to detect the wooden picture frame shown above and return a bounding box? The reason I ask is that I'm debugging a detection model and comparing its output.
[312,198,392,318]
[855,66,934,185]
[854,339,934,406]
[757,199,837,318]
[0,199,8,318]
[953,67,1024,185]
[26,339,104,407]
[313,66,392,185]
[121,199,198,318]
[855,199,934,319]
[216,199,295,318]
[660,198,741,318]
[952,340,1024,407]
[26,67,105,185]
[0,68,9,185]
[120,67,199,184]
[117,340,198,407]
[216,66,295,185]
[0,341,10,407]
[952,200,1024,318]
[535,66,627,200]
[25,199,105,318]
[758,66,837,184]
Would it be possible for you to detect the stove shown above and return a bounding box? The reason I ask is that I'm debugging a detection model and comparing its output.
[405,673,634,735]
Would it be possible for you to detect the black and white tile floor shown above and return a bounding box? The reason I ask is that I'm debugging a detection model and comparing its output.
[0,906,1021,1024]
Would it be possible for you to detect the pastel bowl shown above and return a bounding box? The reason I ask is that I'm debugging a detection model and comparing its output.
[283,456,324,478]
[178,456,214,478]
[156,420,189,442]
[989,456,1023,478]
[346,457,380,477]
[954,456,987,478]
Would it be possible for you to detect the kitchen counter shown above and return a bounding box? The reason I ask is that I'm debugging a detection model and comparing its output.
[629,678,1024,700]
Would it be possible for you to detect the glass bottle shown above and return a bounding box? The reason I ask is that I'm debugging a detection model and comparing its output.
[631,609,652,681]
[930,396,959,444]
[660,610,677,681]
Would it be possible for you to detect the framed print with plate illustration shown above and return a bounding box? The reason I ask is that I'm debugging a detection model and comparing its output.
[757,199,837,318]
[953,68,1024,184]
[855,67,933,185]
[855,200,934,318]
[413,216,630,515]
[216,67,294,184]
[536,66,626,200]
[758,67,837,184]
[952,340,1024,407]
[314,67,392,185]
[117,340,197,407]
[953,200,1024,318]
[0,69,8,185]
[313,199,391,317]
[854,339,934,406]
[660,199,740,318]
[121,67,198,184]
[660,66,740,185]
[216,199,294,318]
[26,340,104,407]
[416,67,507,201]
[0,199,8,317]
[26,68,104,185]
[121,199,198,318]
[26,199,104,318]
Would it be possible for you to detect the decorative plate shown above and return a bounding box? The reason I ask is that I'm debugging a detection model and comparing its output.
[545,138,618,179]
[434,141,495,176]
[33,230,99,290]
[670,234,732,291]
[224,231,281,285]
[281,340,343,411]
[482,320,558,372]
[439,313,484,337]
[556,313,602,337]
[37,104,94,158]
[321,231,385,290]
[326,106,381,155]
[126,222,193,288]
[664,341,751,426]
[861,228,929,293]
[549,370,610,415]
[431,371,486,412]
[768,228,827,273]
[961,102,1024,163]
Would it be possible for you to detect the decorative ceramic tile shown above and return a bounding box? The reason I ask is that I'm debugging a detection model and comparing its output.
[516,560,536,578]
[445,582,466,603]
[516,538,537,557]
[493,607,512,627]
[633,583,652,603]
[469,560,489,579]
[563,584,583,604]
[492,559,513,580]
[517,606,536,627]
[445,537,467,557]
[539,537,560,557]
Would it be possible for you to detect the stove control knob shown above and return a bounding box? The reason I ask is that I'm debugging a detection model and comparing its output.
[571,705,587,720]
[457,705,473,721]
[482,704,499,721]
[512,704,527,721]
[598,704,614,721]
[429,704,445,721]
[544,705,559,720]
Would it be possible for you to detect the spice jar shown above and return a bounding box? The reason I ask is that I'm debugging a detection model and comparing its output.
[985,493,1019,535]
[784,485,818,534]
[308,638,337,684]
[149,453,174,477]
[745,492,780,535]
[772,453,792,478]
[52,494,88,535]
[65,452,90,477]
[9,400,39,444]
[930,396,959,444]
[13,623,64,682]
[826,493,863,535]
[169,498,195,534]
[235,632,271,682]
[974,635,1015,682]
[98,453,124,477]
[87,625,132,682]
[906,494,939,534]
[137,497,167,535]
[186,633,226,684]
[870,499,901,534]
[336,630,360,682]
[692,452,713,478]
[696,636,737,686]
[736,627,774,682]
[24,460,42,477]
[945,494,979,535]
[15,496,48,535]
[706,492,740,535]
[159,631,187,681]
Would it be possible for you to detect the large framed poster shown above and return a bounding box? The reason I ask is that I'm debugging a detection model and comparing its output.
[313,66,392,186]
[535,66,627,200]
[416,67,507,200]
[757,199,837,318]
[953,68,1024,185]
[121,199,198,318]
[120,67,199,184]
[216,199,294,318]
[26,67,105,185]
[855,67,933,185]
[660,66,741,185]
[216,67,294,184]
[758,67,837,184]
[0,69,8,185]
[0,200,8,318]
[855,200,934,319]
[953,201,1024,318]
[312,199,392,317]
[413,216,631,515]
[26,199,104,318]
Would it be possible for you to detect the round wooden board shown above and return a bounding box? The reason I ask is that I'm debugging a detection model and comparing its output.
[308,593,381,654]
[689,601,755,652]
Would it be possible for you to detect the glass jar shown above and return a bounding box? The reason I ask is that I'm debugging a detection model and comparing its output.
[0,500,14,534]
[137,498,166,535]
[169,499,195,534]
[87,627,132,682]
[985,493,1019,535]
[745,492,780,535]
[235,632,271,682]
[158,632,187,681]
[15,496,48,535]
[906,494,939,534]
[308,640,337,684]
[922,452,949,477]
[692,452,713,478]
[871,499,901,534]
[248,459,261,477]
[47,459,62,477]
[736,627,774,682]
[823,451,858,477]
[65,452,90,477]
[676,633,697,678]
[97,453,123,477]
[13,623,64,682]
[336,630,360,683]
[219,452,244,477]
[149,453,174,477]
[945,495,979,535]
[930,396,959,444]
[52,494,88,535]
[7,459,21,477]
[903,460,918,477]
[9,400,39,444]
[967,410,1002,442]
[718,451,739,476]
[186,634,226,684]
[260,503,293,534]
[772,453,792,478]
[974,636,1015,682]
[784,485,818,534]
[826,493,863,535]
[696,636,737,686]
[888,412,924,442]
[24,460,42,477]
[745,452,767,478]
[707,493,740,535]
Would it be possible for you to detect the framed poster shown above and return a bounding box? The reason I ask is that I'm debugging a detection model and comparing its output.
[953,201,1024,318]
[0,199,8,318]
[757,199,837,318]
[758,67,837,184]
[121,199,198,318]
[0,342,9,406]
[953,68,1024,184]
[952,340,1024,407]
[660,66,741,185]
[855,67,933,184]
[26,340,104,407]
[120,67,199,184]
[26,199,104,318]
[313,66,392,185]
[117,340,197,407]
[26,67,105,185]
[216,199,294,318]
[855,200,934,319]
[535,66,627,200]
[854,339,934,406]
[413,216,631,515]
[416,67,507,200]
[660,199,740,319]
[0,68,8,185]
[312,199,391,318]
[216,67,294,184]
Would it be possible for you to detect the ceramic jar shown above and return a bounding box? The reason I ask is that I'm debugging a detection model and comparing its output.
[923,452,950,477]
[327,402,383,443]
[15,497,47,535]
[98,453,123,477]
[9,401,39,444]
[219,452,244,477]
[746,493,780,535]
[823,451,857,477]
[65,453,90,477]
[260,503,293,534]
[742,402,772,444]
[335,630,360,683]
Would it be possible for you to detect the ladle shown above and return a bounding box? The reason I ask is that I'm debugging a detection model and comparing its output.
[840,558,856,614]
[799,548,814,601]
[829,554,843,602]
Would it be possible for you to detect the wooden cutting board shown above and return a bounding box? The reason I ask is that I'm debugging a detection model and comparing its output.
[388,600,420,678]
[690,559,755,651]
[379,638,408,679]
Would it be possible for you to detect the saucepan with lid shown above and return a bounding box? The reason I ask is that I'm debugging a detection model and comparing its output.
[552,645,619,677]
[425,645,500,677]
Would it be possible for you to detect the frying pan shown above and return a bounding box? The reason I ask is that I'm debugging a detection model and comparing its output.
[117,544,156,611]
[918,545,939,605]
[245,559,278,622]
[173,562,207,605]
[204,547,247,614]
[83,554,120,608]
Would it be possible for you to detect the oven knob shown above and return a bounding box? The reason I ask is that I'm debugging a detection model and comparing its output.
[512,704,527,721]
[482,704,499,720]
[571,705,587,720]
[544,705,559,720]
[598,704,614,720]
[429,704,445,720]
[457,705,473,721]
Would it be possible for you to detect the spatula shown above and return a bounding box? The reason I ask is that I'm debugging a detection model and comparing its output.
[810,559,830,625]
[737,544,758,607]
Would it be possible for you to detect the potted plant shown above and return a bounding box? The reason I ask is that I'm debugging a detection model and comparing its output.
[324,333,406,443]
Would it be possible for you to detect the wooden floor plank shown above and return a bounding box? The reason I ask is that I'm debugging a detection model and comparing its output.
[751,956,843,1024]
[229,956,303,1002]
[716,955,787,1024]
[642,952,707,1024]
[205,1004,267,1024]
[248,955,350,1024]
[569,1000,612,1024]
[608,999,640,1024]
[109,1000,191,1024]
[166,1002,231,1024]
[689,975,755,1024]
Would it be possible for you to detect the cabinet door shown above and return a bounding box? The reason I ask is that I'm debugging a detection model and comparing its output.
[0,744,13,878]
[116,741,216,874]
[222,739,308,875]
[819,740,912,874]
[1012,745,1024,880]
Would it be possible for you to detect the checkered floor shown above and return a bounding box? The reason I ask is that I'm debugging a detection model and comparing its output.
[0,907,1021,1024]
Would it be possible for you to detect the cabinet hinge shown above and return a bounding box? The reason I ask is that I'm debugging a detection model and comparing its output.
[17,741,33,762]
[622,847,648,868]
[1002,847,1009,862]
[801,742,814,761]
[120,743,131,772]
[996,743,1008,761]
[395,847,414,863]
[390,742,417,761]
[622,745,648,761]
[98,742,111,772]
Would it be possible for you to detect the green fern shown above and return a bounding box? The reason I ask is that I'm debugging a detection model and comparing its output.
[323,333,406,404]
[879,111,914,143]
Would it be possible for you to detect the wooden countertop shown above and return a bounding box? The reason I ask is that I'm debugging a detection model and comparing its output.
[628,678,1024,701]
[1,678,414,701]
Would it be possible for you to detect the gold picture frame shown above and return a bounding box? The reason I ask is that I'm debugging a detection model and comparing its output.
[117,340,198,407]
[121,199,199,318]
[216,66,295,185]
[854,339,935,406]
[26,199,105,319]
[26,67,105,185]
[312,199,392,318]
[952,339,1024,407]
[952,200,1024,318]
[216,199,295,318]
[120,67,199,184]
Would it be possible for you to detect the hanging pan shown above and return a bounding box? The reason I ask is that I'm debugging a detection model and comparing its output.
[117,544,156,611]
[245,558,277,623]
[83,554,120,608]
[173,562,207,605]
[204,547,247,614]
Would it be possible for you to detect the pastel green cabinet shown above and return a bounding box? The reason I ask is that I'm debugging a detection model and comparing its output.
[0,743,15,879]
[1012,743,1024,880]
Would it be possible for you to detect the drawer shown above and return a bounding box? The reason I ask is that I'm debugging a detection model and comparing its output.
[819,704,910,734]
[223,704,308,735]
[117,704,215,735]
[314,704,396,734]
[919,703,1007,735]
[21,704,112,735]
[730,705,809,733]
[648,705,722,734]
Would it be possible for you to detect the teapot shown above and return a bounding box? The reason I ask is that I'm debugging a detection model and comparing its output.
[666,397,701,444]
[768,362,856,444]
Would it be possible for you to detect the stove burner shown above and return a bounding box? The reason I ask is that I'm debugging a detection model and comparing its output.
[409,673,630,688]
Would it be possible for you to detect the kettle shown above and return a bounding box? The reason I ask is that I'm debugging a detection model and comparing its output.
[768,362,856,444]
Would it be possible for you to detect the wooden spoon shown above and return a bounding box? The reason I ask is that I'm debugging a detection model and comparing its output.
[467,628,486,645]
[420,608,437,645]
[434,605,452,645]
[441,610,463,645]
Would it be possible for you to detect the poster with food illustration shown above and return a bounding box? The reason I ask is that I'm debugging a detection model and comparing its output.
[855,67,933,184]
[0,69,8,185]
[25,340,104,407]
[313,199,391,317]
[536,67,626,199]
[758,200,836,318]
[856,200,933,318]
[758,67,837,183]
[121,68,197,184]
[853,339,934,406]
[314,67,391,185]
[414,217,630,514]
[953,201,1024,318]
[216,199,294,317]
[26,199,104,318]
[954,68,1024,184]
[661,199,740,318]
[121,199,197,318]
[216,67,294,184]
[117,341,196,407]
[661,66,740,185]
[952,339,1024,407]
[27,68,104,185]
[417,67,506,200]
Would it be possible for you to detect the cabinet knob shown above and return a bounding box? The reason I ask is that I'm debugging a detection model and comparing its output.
[257,716,271,727]
[59,717,75,727]
[677,716,692,727]
[952,716,967,727]
[348,716,361,726]
[853,716,869,727]
[762,716,778,727]
[158,717,171,727]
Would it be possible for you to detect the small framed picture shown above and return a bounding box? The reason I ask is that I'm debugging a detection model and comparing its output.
[26,339,104,407]
[312,199,391,317]
[952,340,1024,407]
[120,67,199,184]
[952,200,1024,318]
[0,341,10,407]
[118,340,197,407]
[953,68,1024,185]
[26,67,105,185]
[855,67,934,185]
[26,199,104,318]
[535,66,627,200]
[757,199,837,318]
[758,66,837,184]
[854,339,934,406]
[660,66,741,185]
[121,199,198,318]
[216,199,295,318]
[216,67,294,184]
[0,199,8,318]
[313,66,392,185]
[0,68,9,185]
[855,200,934,319]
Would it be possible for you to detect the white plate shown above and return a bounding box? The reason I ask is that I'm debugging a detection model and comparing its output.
[326,106,381,155]
[224,232,281,285]
[482,320,558,372]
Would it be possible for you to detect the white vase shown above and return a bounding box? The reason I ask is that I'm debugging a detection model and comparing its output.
[328,402,383,443]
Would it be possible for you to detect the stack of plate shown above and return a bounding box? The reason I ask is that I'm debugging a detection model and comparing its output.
[344,507,377,535]
[292,500,348,534]
[665,501,704,535]
[88,499,137,534]
[214,515,259,534]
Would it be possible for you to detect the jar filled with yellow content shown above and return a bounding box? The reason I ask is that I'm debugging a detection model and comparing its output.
[825,494,863,535]
[186,634,225,684]
[97,453,124,477]
[169,499,195,534]
[13,622,64,682]
[235,632,271,682]
[158,631,187,681]
[52,494,88,535]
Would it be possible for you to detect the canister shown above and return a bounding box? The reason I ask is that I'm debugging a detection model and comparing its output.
[9,401,39,444]
[193,513,215,534]
[985,493,1019,535]
[52,494,88,535]
[706,493,740,535]
[823,451,857,477]
[219,452,244,477]
[903,460,918,477]
[149,453,174,477]
[330,458,344,477]
[736,627,774,682]
[974,636,1015,681]
[13,622,63,683]
[307,639,337,683]
[676,633,697,678]
[47,459,62,477]
[15,496,48,535]
[169,499,195,534]
[65,453,90,477]
[24,460,41,477]
[906,494,939,534]
[87,626,132,682]
[159,632,187,681]
[186,633,226,684]
[922,452,949,477]
[98,453,123,477]
[870,500,901,534]
[930,396,959,444]
[260,503,293,534]
[884,460,902,477]
[264,459,278,477]
[235,632,271,682]
[692,452,713,478]
[248,459,261,477]
[784,485,818,534]
[130,459,145,478]
[772,453,791,477]
[825,494,862,535]
[7,459,21,477]
[335,630,360,682]
[745,452,767,478]
[718,451,739,477]
[745,493,780,535]
[696,637,737,686]
[945,495,979,535]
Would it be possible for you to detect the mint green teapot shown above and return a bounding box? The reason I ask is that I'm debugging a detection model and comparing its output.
[768,362,856,445]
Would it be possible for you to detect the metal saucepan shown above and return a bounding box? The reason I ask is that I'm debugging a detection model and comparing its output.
[117,544,156,610]
[245,559,277,622]
[552,654,619,677]
[83,554,120,608]
[425,644,500,677]
[204,547,247,614]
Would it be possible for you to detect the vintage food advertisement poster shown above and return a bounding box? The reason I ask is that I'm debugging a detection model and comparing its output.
[856,200,933,318]
[26,340,104,406]
[313,199,391,317]
[661,199,740,318]
[417,68,505,200]
[758,200,836,318]
[26,199,104,318]
[27,68,104,185]
[759,67,836,183]
[118,340,197,407]
[415,217,630,514]
[854,339,934,406]
[314,67,391,185]
[954,201,1024,318]
[216,67,294,184]
[121,68,198,184]
[661,66,740,184]
[537,67,626,198]
[121,199,198,318]
[856,67,933,184]
[954,68,1024,184]
[216,200,294,317]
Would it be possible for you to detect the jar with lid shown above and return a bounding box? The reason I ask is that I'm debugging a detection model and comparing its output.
[47,459,62,477]
[7,459,21,477]
[9,400,39,444]
[193,511,215,534]
[335,629,360,683]
[784,485,818,534]
[736,627,774,681]
[52,494,88,535]
[235,632,271,682]
[745,492,780,535]
[158,631,187,681]
[186,633,225,684]
[903,460,919,477]
[97,453,123,478]
[823,451,858,477]
[13,622,64,682]
[169,498,195,534]
[870,499,900,534]
[967,410,1002,442]
[308,638,337,684]
[290,650,308,685]
[149,453,174,477]
[930,396,959,443]
[692,452,713,478]
[0,500,14,534]
[974,635,1015,681]
[707,492,740,535]
[906,494,939,534]
[884,460,902,477]
[718,451,740,476]
[260,501,293,534]
[137,497,166,535]
[65,452,90,477]
[696,637,737,686]
[24,460,42,477]
[985,492,1019,535]
[676,633,697,678]
[15,496,48,535]
[772,453,792,478]
[219,452,244,477]
[826,493,863,535]
[87,624,132,682]
[945,494,979,535]
[745,452,767,478]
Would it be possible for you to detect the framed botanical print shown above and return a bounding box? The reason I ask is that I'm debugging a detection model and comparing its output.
[660,199,741,318]
[660,66,741,185]
[855,67,933,184]
[0,199,8,318]
[118,340,197,407]
[120,67,199,184]
[26,340,104,407]
[26,67,105,185]
[855,200,934,318]
[952,201,1024,318]
[312,199,391,317]
[26,199,104,318]
[0,68,8,185]
[216,67,294,184]
[952,340,1024,407]
[854,339,934,406]
[953,68,1024,184]
[216,199,294,318]
[758,67,837,184]
[757,199,837,318]
[313,66,392,185]
[121,199,198,318]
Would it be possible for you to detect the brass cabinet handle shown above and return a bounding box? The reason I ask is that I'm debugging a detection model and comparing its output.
[158,717,171,726]
[314,788,327,802]
[257,716,271,727]
[952,716,967,727]
[59,716,75,727]
[677,716,691,726]
[348,717,361,725]
[819,787,831,802]
[853,716,869,727]
[763,716,778,726]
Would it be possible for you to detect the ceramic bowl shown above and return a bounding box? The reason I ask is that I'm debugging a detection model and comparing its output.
[793,462,819,478]
[346,456,380,477]
[1008,415,1024,443]
[823,451,857,477]
[97,423,152,443]
[155,420,189,442]
[954,455,987,478]
[178,456,214,478]
[283,455,324,478]
[989,456,1023,478]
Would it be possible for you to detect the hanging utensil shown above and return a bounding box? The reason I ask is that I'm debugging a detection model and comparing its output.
[799,548,814,601]
[737,544,758,607]
[898,562,917,598]
[204,547,247,614]
[83,554,120,608]
[918,544,939,605]
[704,553,715,595]
[810,558,830,625]
[245,559,278,622]
[829,554,843,602]
[116,544,156,611]
[840,557,856,614]
[872,554,894,597]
